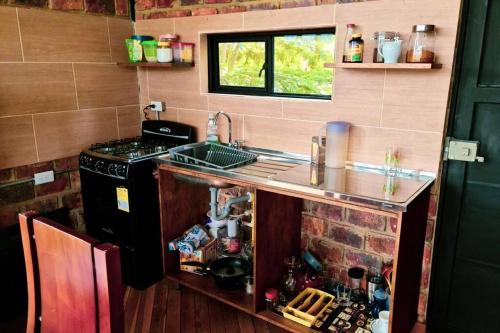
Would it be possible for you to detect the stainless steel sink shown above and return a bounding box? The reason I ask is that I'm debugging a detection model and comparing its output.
[172,173,234,188]
[169,142,258,170]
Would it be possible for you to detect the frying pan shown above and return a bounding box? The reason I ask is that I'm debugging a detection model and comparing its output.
[183,257,251,289]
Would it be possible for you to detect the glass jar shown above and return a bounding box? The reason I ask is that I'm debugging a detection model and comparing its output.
[373,31,397,63]
[157,34,177,63]
[406,24,436,63]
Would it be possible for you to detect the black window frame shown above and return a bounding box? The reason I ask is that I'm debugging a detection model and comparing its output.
[208,28,335,100]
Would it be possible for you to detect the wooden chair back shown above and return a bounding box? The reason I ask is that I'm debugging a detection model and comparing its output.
[19,212,124,333]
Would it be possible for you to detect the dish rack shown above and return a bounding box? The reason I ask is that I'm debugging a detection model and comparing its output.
[169,142,258,170]
[283,288,335,327]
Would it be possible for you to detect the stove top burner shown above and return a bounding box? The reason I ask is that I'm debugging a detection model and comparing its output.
[89,137,177,161]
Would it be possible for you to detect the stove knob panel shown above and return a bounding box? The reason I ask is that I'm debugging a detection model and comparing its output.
[95,161,106,173]
[116,165,127,178]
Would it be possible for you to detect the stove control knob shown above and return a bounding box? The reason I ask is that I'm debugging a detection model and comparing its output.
[108,163,118,176]
[116,165,127,178]
[95,161,106,173]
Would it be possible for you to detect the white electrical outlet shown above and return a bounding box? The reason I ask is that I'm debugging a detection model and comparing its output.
[150,101,166,112]
[34,170,54,185]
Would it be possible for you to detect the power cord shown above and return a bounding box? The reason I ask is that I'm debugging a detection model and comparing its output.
[143,104,154,120]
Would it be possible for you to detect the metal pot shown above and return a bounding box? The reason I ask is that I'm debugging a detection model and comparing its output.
[183,257,251,289]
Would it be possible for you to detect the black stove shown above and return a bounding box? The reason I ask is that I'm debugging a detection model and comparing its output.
[79,120,196,289]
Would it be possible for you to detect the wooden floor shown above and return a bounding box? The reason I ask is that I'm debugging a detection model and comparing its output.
[125,278,288,333]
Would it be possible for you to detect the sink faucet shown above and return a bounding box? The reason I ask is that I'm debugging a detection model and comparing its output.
[214,111,233,147]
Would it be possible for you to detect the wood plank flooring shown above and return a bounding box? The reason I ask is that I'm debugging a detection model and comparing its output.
[125,278,288,333]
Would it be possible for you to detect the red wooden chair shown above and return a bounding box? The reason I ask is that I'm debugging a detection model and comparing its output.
[19,212,124,333]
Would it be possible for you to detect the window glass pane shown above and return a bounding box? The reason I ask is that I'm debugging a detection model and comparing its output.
[218,42,266,88]
[274,33,335,96]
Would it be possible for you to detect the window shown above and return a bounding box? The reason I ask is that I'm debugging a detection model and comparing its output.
[208,29,335,100]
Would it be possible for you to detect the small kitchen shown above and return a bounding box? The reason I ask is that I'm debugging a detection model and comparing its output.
[2,0,499,333]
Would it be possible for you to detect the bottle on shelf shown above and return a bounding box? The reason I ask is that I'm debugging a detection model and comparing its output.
[348,34,365,63]
[342,23,356,63]
[206,113,219,143]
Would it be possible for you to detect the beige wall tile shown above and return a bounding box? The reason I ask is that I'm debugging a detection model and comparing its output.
[382,70,451,132]
[18,8,111,62]
[0,116,38,169]
[158,107,178,122]
[208,94,282,118]
[282,99,335,122]
[243,5,335,31]
[174,13,244,42]
[74,64,139,109]
[149,89,208,110]
[117,105,141,138]
[331,69,385,126]
[138,69,149,105]
[0,63,77,116]
[177,108,242,143]
[0,7,23,62]
[108,17,134,63]
[148,66,200,93]
[34,108,119,161]
[244,116,323,154]
[348,126,443,172]
[134,17,175,39]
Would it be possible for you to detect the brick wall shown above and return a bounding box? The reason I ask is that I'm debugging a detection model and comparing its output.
[1,0,129,16]
[136,0,372,19]
[301,192,438,323]
[0,156,84,231]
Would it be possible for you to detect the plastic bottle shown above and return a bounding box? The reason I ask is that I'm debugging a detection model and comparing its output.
[343,23,356,62]
[206,113,219,143]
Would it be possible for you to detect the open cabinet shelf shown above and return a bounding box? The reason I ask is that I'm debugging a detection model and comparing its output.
[324,62,442,69]
[116,62,194,68]
[166,270,254,313]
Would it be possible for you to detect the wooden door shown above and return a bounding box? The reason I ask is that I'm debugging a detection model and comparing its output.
[428,0,500,332]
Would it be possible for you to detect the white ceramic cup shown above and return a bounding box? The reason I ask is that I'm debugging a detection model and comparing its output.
[378,40,402,64]
[378,310,390,332]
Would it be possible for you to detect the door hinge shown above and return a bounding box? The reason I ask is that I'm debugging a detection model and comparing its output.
[443,137,485,163]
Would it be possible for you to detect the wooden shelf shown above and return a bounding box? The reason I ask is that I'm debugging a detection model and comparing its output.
[256,311,318,333]
[166,271,254,314]
[116,62,194,68]
[324,62,442,69]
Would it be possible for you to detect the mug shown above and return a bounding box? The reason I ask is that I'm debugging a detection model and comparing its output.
[378,310,390,332]
[378,40,403,64]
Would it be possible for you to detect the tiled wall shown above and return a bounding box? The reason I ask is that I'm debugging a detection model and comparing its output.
[135,0,369,20]
[135,0,461,323]
[0,7,140,227]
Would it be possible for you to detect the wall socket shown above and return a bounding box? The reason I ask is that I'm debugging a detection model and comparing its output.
[34,170,54,185]
[150,101,166,112]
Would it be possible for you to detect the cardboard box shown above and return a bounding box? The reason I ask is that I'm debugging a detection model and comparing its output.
[179,238,217,273]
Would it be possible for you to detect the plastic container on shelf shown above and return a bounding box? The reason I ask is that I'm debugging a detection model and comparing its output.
[157,34,178,63]
[142,40,158,63]
[172,42,195,64]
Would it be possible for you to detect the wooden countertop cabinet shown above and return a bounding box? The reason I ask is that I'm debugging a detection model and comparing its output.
[157,164,431,333]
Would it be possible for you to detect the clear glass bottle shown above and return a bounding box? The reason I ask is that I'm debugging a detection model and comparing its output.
[348,34,364,63]
[343,23,356,63]
[406,24,436,63]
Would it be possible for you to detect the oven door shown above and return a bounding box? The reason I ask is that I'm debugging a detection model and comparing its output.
[79,168,135,247]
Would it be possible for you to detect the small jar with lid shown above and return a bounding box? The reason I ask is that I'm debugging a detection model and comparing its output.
[406,24,436,63]
[348,34,364,63]
[172,42,195,64]
[157,34,178,63]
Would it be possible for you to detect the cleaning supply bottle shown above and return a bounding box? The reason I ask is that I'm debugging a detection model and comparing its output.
[206,113,219,143]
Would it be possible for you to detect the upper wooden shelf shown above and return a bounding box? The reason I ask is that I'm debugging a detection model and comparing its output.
[324,62,442,70]
[116,62,195,68]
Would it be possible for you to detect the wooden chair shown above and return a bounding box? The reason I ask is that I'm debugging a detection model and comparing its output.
[19,211,124,333]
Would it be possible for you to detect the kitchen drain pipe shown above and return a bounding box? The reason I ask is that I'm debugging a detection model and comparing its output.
[209,187,253,221]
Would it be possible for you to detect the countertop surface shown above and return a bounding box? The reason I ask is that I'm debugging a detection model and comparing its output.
[155,146,435,212]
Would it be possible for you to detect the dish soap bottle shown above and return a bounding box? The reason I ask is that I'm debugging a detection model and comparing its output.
[206,113,219,143]
[349,34,364,63]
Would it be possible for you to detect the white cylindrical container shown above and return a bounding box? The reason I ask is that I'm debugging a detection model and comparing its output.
[325,121,351,168]
[157,47,173,63]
